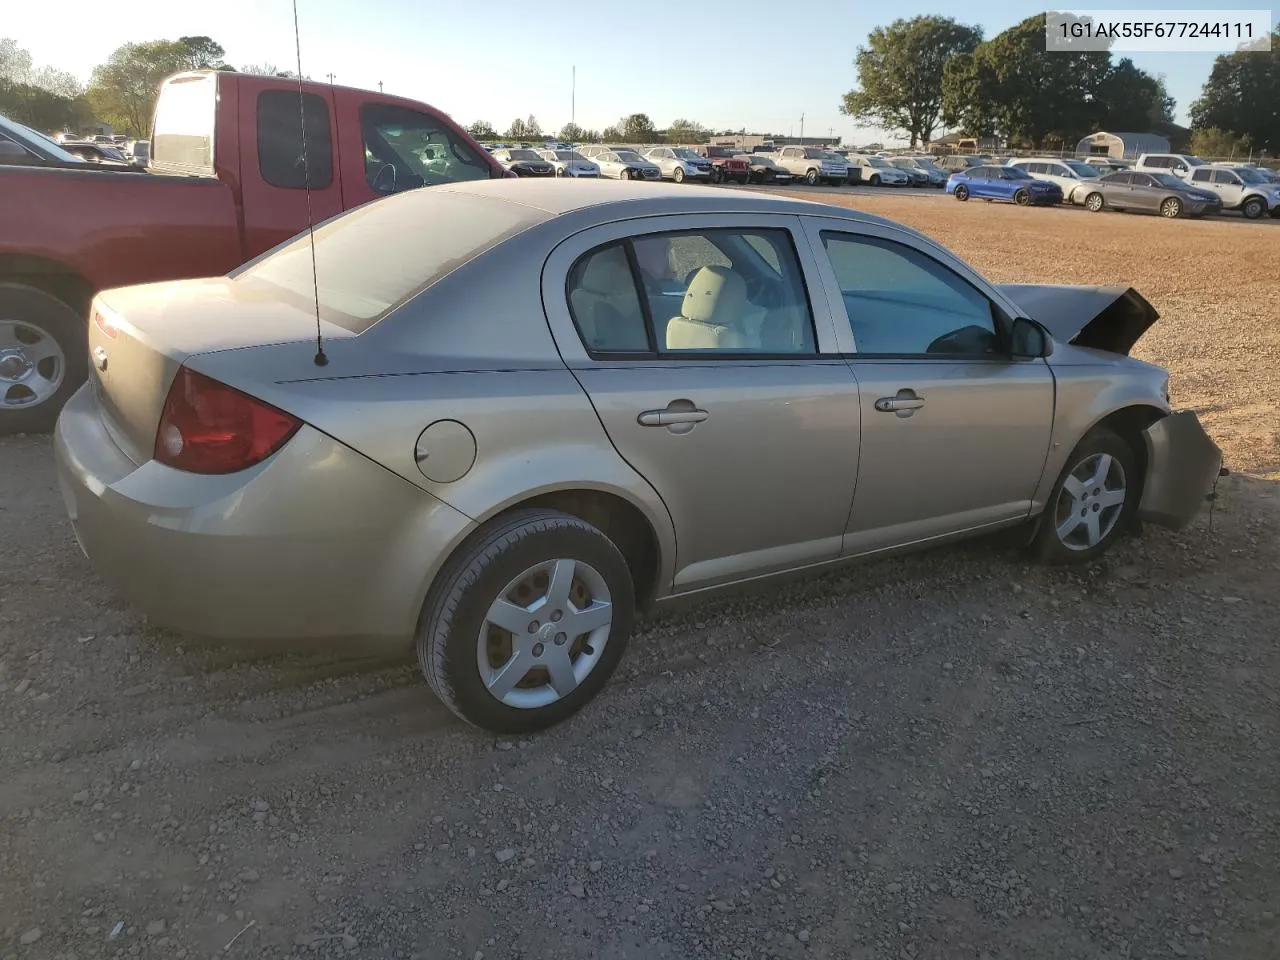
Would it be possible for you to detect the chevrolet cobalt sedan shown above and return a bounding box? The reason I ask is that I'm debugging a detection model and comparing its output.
[55,180,1222,734]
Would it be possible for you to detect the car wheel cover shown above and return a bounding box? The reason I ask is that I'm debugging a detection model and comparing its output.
[1086,193,1102,211]
[1162,199,1181,218]
[476,558,613,709]
[0,319,65,409]
[1053,452,1127,551]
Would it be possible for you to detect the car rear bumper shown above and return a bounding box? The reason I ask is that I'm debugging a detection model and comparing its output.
[54,383,475,644]
[1138,410,1224,530]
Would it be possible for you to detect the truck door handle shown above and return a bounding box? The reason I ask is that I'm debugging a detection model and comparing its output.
[638,408,709,427]
[875,391,925,415]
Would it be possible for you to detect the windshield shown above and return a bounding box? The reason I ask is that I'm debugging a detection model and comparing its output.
[1184,156,1207,166]
[233,191,545,333]
[1005,166,1033,179]
[890,159,913,168]
[1150,172,1189,189]
[1064,161,1100,177]
[508,149,539,160]
[553,151,584,162]
[614,150,644,162]
[0,115,84,162]
[672,148,701,160]
[750,156,776,166]
[865,157,891,168]
[1235,167,1268,184]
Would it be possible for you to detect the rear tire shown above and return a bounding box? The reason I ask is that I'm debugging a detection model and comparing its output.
[0,283,88,436]
[417,509,636,734]
[1084,191,1104,212]
[954,184,969,201]
[1030,428,1138,565]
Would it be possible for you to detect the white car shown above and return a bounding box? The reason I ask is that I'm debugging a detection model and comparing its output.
[592,148,662,181]
[642,147,713,183]
[1187,165,1280,219]
[1134,153,1210,182]
[847,155,910,187]
[537,149,601,178]
[1006,157,1103,205]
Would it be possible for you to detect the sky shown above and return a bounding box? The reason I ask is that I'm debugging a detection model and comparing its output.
[7,0,1236,144]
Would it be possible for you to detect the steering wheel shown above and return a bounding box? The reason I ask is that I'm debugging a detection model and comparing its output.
[371,162,397,193]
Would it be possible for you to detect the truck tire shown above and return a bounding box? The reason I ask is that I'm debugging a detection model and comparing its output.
[804,168,819,185]
[0,284,88,436]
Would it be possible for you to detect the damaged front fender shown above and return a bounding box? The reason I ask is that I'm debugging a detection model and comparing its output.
[1138,411,1224,530]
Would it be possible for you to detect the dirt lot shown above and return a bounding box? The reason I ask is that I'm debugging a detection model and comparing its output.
[2,192,1279,960]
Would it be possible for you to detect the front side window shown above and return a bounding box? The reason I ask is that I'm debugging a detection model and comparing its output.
[566,228,816,356]
[257,90,333,189]
[820,232,1001,357]
[1212,170,1238,184]
[360,103,494,194]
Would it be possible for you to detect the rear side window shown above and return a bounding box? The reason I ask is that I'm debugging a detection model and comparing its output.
[231,191,544,333]
[1191,169,1213,182]
[151,74,217,175]
[257,90,333,189]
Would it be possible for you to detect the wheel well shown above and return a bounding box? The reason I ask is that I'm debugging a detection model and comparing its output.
[1093,404,1166,483]
[0,255,93,315]
[511,490,662,608]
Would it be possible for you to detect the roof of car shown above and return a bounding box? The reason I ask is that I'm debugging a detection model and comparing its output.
[431,178,902,230]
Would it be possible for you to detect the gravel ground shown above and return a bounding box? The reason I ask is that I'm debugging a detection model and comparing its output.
[3,192,1279,960]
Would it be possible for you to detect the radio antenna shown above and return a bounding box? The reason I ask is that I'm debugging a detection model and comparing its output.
[292,0,328,366]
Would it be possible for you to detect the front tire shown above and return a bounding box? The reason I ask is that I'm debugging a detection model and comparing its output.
[1013,188,1030,206]
[869,174,880,186]
[1160,197,1183,219]
[1031,428,1138,565]
[1241,197,1264,220]
[417,509,636,734]
[673,166,685,183]
[804,168,819,186]
[0,283,88,436]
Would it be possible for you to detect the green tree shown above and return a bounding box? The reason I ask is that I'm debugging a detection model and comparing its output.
[841,16,983,147]
[1094,58,1175,133]
[0,37,34,85]
[1190,27,1279,153]
[1189,126,1252,158]
[600,124,622,142]
[240,63,298,79]
[0,38,91,133]
[505,117,528,139]
[557,122,585,142]
[578,128,602,143]
[468,120,498,140]
[941,14,1111,148]
[87,37,232,136]
[617,113,657,143]
[522,114,542,138]
[665,118,707,144]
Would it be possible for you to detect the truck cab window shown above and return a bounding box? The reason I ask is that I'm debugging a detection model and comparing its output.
[257,90,334,189]
[360,103,497,194]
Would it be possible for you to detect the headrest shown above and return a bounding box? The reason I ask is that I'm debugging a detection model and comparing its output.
[578,251,632,296]
[681,265,747,326]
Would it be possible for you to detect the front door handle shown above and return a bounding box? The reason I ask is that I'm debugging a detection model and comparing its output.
[638,408,709,427]
[875,390,925,415]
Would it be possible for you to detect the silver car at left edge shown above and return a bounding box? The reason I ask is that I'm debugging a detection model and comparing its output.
[54,179,1224,734]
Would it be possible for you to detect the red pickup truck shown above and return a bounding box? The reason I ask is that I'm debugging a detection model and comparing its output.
[0,70,508,433]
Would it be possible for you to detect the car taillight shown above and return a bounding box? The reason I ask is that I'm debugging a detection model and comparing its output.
[154,366,301,474]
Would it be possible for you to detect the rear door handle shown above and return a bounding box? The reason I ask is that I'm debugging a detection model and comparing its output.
[638,408,709,427]
[874,397,925,412]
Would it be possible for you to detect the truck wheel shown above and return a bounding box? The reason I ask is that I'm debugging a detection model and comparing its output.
[0,284,88,436]
[710,167,722,184]
[804,168,819,186]
[1241,197,1264,220]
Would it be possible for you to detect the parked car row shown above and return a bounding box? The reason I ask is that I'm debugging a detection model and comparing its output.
[945,153,1280,220]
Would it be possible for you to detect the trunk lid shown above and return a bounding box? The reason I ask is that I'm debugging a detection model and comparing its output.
[996,284,1159,356]
[89,278,356,462]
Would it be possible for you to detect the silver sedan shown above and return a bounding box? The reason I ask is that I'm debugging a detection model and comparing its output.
[55,180,1223,733]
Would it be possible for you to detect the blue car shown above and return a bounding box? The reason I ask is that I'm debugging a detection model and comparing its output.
[946,164,1063,206]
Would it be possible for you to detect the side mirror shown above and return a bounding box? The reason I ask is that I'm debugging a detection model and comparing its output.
[1010,317,1052,359]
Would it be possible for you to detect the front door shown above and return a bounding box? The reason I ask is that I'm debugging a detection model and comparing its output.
[542,216,860,592]
[803,220,1055,555]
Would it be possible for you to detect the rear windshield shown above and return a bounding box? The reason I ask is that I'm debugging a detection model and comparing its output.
[230,190,545,333]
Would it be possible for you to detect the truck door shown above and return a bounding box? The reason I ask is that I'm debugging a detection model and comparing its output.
[239,85,345,259]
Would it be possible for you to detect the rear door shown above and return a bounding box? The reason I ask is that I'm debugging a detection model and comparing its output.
[540,214,861,593]
[238,84,345,258]
[800,217,1055,555]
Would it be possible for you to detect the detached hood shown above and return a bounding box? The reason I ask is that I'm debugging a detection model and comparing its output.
[996,283,1159,356]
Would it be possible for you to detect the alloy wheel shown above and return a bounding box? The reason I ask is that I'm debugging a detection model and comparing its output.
[0,319,65,410]
[1053,452,1127,551]
[476,558,613,709]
